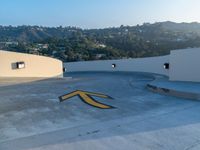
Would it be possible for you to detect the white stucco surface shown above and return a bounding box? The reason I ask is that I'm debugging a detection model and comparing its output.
[64,56,169,76]
[169,48,200,82]
[64,48,200,82]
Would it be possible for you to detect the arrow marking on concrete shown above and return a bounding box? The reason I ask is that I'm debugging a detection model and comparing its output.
[59,90,114,109]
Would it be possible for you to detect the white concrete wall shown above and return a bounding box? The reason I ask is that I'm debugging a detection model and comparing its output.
[64,56,169,76]
[0,50,63,78]
[169,48,200,82]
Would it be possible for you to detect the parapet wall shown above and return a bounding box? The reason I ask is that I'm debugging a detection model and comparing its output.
[64,55,169,76]
[64,48,200,82]
[0,50,63,78]
[169,48,200,82]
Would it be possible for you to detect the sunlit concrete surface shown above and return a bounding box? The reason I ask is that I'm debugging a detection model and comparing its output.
[1,72,200,150]
[0,50,63,78]
[0,78,48,87]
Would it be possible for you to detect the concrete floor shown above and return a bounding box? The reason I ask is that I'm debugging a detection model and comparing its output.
[0,72,200,150]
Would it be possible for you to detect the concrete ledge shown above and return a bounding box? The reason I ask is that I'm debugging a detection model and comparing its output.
[147,77,200,101]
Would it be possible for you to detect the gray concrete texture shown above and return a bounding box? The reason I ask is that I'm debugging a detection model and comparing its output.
[0,72,200,150]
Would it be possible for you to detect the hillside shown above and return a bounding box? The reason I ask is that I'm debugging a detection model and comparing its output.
[1,21,200,61]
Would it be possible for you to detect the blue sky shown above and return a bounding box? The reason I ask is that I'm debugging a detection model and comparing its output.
[0,0,200,28]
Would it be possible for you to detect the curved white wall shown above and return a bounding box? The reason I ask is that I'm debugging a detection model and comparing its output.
[0,50,63,78]
[64,56,169,76]
[2,48,199,82]
[64,48,200,82]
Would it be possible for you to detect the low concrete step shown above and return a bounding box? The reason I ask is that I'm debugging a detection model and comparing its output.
[147,77,200,100]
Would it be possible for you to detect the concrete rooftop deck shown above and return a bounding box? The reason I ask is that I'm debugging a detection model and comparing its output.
[0,72,200,150]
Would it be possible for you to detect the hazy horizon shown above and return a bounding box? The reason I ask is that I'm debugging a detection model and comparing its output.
[1,0,200,29]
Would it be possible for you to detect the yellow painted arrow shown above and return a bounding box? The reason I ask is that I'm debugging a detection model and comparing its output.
[59,90,114,109]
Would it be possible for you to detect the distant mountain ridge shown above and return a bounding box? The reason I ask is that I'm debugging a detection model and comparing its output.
[1,21,200,42]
